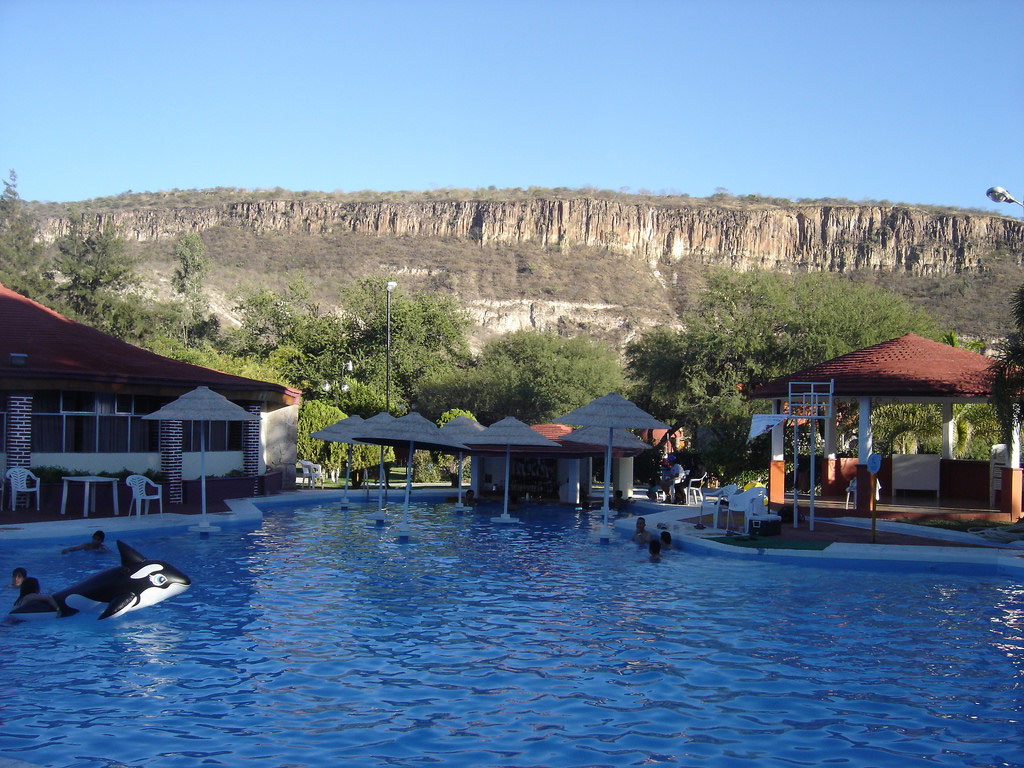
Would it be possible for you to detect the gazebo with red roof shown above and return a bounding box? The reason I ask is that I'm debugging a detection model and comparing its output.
[750,334,1012,517]
[0,283,302,509]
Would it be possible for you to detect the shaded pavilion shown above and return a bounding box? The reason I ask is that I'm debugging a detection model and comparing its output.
[749,334,1013,517]
[467,423,648,504]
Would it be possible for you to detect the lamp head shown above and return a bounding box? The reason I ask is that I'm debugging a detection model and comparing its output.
[987,186,1019,205]
[386,281,398,292]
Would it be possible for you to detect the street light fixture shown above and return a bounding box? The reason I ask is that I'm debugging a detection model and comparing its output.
[386,281,397,413]
[987,186,1024,218]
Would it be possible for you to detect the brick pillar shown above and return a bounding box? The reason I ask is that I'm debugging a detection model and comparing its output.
[244,404,261,495]
[6,394,32,508]
[1001,467,1022,520]
[768,459,786,512]
[160,421,183,505]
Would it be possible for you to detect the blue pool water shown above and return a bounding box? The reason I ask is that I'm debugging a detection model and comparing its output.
[1,501,1022,768]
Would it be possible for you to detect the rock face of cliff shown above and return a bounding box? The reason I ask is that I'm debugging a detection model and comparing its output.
[34,196,1024,343]
[39,198,1023,275]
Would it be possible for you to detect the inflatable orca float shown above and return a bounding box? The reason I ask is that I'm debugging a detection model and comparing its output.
[9,540,191,620]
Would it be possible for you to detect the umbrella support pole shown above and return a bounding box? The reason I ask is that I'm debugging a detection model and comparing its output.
[394,442,415,539]
[369,446,387,524]
[493,445,521,523]
[340,445,353,508]
[491,512,522,524]
[453,453,467,512]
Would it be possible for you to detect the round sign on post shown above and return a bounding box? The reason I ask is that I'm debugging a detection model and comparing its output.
[867,453,882,475]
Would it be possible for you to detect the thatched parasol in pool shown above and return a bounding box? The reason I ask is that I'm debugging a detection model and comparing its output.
[554,393,666,538]
[142,386,259,531]
[438,415,486,510]
[345,412,398,522]
[310,414,365,506]
[462,417,561,524]
[349,412,468,536]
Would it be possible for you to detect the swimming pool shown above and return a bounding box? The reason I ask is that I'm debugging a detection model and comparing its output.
[2,500,1022,768]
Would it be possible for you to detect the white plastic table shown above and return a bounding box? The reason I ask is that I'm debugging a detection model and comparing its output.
[60,476,120,518]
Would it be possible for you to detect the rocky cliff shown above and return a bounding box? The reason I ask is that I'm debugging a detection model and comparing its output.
[38,198,1024,277]
[33,195,1024,343]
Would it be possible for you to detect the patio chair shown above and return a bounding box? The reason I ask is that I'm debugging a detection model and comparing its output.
[6,467,40,511]
[845,477,882,509]
[126,474,163,516]
[685,472,708,506]
[700,483,738,529]
[726,485,766,534]
[297,460,325,489]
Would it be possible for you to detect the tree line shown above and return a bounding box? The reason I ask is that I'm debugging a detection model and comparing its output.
[1,170,1012,486]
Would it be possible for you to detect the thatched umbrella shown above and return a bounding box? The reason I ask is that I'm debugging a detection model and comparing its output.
[349,413,467,535]
[310,414,365,506]
[438,415,486,510]
[463,417,560,524]
[554,393,666,538]
[142,386,259,531]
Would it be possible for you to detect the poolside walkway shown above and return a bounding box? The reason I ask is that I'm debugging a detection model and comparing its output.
[616,497,1024,575]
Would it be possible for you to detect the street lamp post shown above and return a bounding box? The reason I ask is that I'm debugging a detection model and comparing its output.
[987,186,1024,219]
[385,281,397,413]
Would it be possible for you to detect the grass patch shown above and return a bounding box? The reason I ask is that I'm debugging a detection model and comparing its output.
[709,536,831,550]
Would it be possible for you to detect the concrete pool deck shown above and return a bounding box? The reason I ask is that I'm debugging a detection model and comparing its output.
[2,488,1023,575]
[618,499,1024,575]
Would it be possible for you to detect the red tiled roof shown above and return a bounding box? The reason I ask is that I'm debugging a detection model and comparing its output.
[469,423,648,458]
[751,334,994,401]
[0,282,300,406]
[532,423,574,440]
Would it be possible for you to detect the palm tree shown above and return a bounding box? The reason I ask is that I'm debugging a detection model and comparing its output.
[991,285,1024,444]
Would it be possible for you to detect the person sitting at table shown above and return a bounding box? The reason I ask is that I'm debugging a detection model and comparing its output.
[62,530,109,555]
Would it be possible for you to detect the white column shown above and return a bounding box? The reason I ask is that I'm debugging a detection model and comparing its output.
[563,458,580,504]
[470,455,481,493]
[858,397,872,463]
[941,401,955,459]
[824,400,837,458]
[771,399,785,461]
[615,456,634,498]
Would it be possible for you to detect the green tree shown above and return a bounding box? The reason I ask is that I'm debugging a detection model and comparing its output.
[991,284,1024,445]
[0,170,48,298]
[626,269,939,479]
[49,219,152,341]
[417,330,623,424]
[338,277,471,413]
[171,232,215,347]
[296,400,347,476]
[231,280,351,398]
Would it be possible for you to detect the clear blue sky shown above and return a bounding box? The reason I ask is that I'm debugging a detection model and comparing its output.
[1,0,1021,213]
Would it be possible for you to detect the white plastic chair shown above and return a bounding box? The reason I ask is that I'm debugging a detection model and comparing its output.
[700,483,738,528]
[6,467,40,511]
[685,472,708,506]
[726,485,766,533]
[845,477,882,509]
[126,475,163,516]
[297,461,325,489]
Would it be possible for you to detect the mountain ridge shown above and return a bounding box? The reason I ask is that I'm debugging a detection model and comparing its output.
[27,191,1024,346]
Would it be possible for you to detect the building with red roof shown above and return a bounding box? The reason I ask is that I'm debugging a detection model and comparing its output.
[0,282,301,509]
[750,334,1012,517]
[752,333,993,402]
